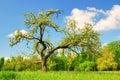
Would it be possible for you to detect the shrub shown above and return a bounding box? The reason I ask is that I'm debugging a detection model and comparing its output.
[69,55,83,71]
[15,64,26,71]
[75,61,96,71]
[47,57,67,71]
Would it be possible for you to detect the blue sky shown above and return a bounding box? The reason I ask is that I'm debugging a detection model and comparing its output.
[0,0,120,57]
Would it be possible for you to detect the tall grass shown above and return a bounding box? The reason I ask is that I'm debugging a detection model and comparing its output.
[0,71,17,80]
[0,71,120,80]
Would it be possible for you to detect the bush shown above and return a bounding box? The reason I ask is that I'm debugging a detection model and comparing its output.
[75,61,96,71]
[15,64,26,71]
[47,57,67,71]
[69,54,89,71]
[69,55,83,71]
[0,71,17,80]
[55,57,67,71]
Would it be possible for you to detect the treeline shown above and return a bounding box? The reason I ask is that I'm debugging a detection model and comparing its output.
[0,55,41,71]
[0,40,120,71]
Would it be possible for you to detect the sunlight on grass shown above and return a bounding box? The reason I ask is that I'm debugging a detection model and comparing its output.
[7,71,119,80]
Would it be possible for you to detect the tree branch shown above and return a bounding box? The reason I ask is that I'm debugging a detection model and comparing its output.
[68,47,80,55]
[36,42,40,54]
[45,45,69,60]
[40,26,45,41]
[23,36,40,41]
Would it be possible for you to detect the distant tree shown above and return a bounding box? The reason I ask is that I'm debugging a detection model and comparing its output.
[0,57,4,70]
[9,9,100,72]
[107,40,120,70]
[97,47,117,71]
[3,55,41,71]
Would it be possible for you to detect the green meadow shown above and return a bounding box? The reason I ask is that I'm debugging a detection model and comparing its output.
[0,71,120,80]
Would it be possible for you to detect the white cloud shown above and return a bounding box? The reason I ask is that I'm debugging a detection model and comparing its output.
[67,5,120,32]
[87,7,106,14]
[94,5,120,31]
[8,29,27,38]
[67,8,96,29]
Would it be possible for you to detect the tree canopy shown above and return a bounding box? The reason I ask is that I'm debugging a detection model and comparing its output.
[9,9,101,72]
[107,40,120,70]
[97,47,117,71]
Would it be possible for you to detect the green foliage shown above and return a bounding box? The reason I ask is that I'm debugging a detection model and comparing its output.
[107,40,120,54]
[60,23,101,71]
[75,61,96,71]
[2,59,13,71]
[107,40,120,70]
[29,55,42,71]
[2,56,23,71]
[80,24,101,61]
[69,55,82,71]
[67,52,77,71]
[60,23,101,60]
[69,54,97,71]
[0,71,17,80]
[53,57,67,71]
[47,52,68,71]
[2,55,41,71]
[97,47,117,71]
[0,57,4,70]
[9,9,61,48]
[70,23,100,46]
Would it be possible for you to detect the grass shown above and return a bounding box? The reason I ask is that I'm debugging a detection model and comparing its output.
[0,71,120,80]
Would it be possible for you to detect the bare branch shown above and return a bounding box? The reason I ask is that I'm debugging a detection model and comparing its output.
[23,36,40,41]
[68,47,80,56]
[45,45,69,60]
[36,42,40,54]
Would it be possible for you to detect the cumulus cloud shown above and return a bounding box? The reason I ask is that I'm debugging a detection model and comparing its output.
[94,5,120,31]
[67,5,120,32]
[8,29,27,38]
[67,8,96,29]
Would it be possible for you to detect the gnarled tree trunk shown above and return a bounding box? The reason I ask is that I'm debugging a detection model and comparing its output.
[41,58,47,72]
[40,46,69,72]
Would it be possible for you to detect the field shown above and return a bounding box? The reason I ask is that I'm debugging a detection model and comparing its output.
[0,71,120,80]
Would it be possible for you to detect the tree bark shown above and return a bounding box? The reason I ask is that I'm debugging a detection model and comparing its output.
[41,58,47,72]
